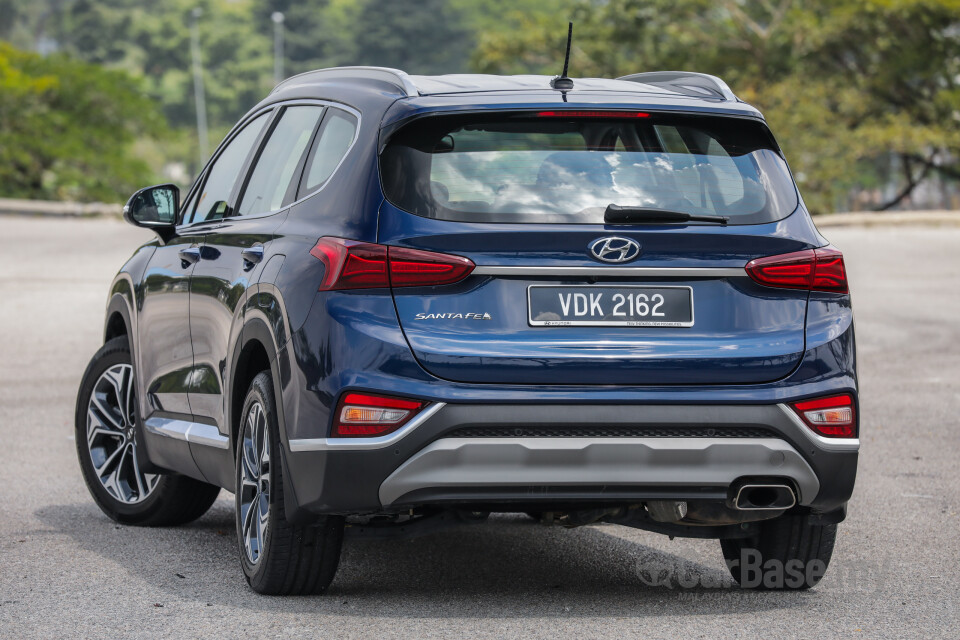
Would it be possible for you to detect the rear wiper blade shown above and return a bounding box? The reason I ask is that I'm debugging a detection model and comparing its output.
[604,204,728,225]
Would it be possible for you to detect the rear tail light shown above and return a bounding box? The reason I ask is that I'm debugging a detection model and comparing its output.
[745,247,848,293]
[790,394,856,438]
[388,246,475,287]
[310,237,475,290]
[310,239,388,290]
[332,392,426,437]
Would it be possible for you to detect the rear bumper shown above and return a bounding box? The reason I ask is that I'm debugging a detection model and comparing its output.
[377,437,820,506]
[283,402,858,517]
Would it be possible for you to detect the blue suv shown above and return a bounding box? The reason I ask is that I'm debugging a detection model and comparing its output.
[75,67,857,594]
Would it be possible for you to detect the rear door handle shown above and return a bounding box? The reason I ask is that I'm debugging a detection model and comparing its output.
[178,247,201,267]
[241,246,264,269]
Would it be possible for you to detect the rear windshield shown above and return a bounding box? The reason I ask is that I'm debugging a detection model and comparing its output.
[380,112,798,225]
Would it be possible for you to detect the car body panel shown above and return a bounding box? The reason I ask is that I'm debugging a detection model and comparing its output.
[379,202,823,386]
[99,70,856,526]
[136,228,209,418]
[188,213,287,430]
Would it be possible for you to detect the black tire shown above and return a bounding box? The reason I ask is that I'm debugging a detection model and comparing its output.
[75,337,220,526]
[720,514,838,590]
[236,371,344,595]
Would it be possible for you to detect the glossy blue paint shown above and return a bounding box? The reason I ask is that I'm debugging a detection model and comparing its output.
[102,70,857,518]
[377,201,820,385]
[282,285,856,443]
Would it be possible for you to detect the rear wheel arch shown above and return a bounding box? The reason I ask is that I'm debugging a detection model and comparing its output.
[229,319,285,452]
[229,319,303,524]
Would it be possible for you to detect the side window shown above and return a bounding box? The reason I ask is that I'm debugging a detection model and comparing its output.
[299,109,358,197]
[237,106,324,217]
[188,112,269,224]
[180,177,202,223]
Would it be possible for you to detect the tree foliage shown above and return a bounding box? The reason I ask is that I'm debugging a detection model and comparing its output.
[0,42,162,201]
[1,0,957,209]
[474,0,960,212]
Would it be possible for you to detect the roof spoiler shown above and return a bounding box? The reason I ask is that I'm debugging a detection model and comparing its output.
[616,71,739,102]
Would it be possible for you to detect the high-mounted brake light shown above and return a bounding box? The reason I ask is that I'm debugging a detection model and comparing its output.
[332,392,426,437]
[310,237,475,290]
[790,394,856,438]
[745,247,848,293]
[536,110,651,119]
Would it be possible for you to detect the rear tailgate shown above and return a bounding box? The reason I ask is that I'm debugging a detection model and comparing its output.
[377,108,815,386]
[381,211,811,385]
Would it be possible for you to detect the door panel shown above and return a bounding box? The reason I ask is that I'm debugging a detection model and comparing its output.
[176,107,284,432]
[187,218,283,430]
[188,104,323,433]
[137,231,207,417]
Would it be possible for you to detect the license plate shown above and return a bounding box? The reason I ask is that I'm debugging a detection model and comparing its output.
[528,285,694,327]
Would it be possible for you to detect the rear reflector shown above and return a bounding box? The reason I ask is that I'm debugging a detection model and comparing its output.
[745,247,849,293]
[332,392,426,437]
[310,237,475,290]
[536,110,650,118]
[790,394,856,438]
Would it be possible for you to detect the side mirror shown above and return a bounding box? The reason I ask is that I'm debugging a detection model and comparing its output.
[123,184,179,240]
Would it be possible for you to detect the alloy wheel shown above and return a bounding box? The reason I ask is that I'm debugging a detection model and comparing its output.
[86,364,159,504]
[239,401,270,564]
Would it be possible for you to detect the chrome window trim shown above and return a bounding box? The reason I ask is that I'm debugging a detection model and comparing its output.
[288,402,446,452]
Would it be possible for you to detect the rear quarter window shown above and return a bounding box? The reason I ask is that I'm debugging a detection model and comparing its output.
[299,109,359,198]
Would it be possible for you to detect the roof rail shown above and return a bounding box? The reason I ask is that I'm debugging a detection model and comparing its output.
[271,66,419,97]
[616,71,738,102]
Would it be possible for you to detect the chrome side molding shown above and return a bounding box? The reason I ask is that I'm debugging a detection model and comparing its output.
[144,417,230,450]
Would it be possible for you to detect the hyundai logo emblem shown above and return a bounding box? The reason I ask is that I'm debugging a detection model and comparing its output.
[588,237,641,263]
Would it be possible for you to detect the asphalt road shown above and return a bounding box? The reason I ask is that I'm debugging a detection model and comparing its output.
[1,217,958,639]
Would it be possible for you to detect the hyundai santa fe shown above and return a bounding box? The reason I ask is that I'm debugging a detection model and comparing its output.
[75,67,858,594]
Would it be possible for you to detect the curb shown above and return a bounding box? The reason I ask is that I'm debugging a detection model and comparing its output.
[813,210,960,227]
[0,198,122,218]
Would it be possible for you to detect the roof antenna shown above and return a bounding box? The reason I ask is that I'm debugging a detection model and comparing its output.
[550,22,574,90]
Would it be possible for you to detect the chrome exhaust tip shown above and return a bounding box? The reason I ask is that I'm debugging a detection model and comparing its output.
[733,483,796,510]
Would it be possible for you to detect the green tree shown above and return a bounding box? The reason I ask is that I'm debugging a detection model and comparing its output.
[472,0,960,213]
[332,0,474,74]
[252,0,336,75]
[49,0,273,132]
[0,42,163,201]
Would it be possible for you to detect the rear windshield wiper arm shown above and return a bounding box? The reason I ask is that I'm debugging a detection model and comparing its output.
[604,204,729,225]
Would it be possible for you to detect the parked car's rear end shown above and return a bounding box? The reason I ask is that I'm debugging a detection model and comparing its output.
[286,98,857,589]
[77,67,857,594]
